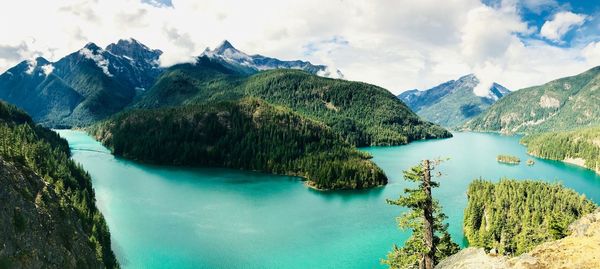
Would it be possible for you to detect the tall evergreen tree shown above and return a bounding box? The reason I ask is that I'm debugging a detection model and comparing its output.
[383,160,459,269]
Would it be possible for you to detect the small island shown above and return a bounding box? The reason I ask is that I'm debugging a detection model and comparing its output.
[497,154,521,165]
[527,159,535,166]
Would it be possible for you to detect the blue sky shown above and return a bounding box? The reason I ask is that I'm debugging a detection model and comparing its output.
[483,0,600,46]
[0,0,599,95]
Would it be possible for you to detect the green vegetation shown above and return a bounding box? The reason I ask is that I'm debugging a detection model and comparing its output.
[93,60,451,190]
[521,126,600,174]
[383,160,459,269]
[399,75,510,127]
[0,100,117,267]
[136,58,451,147]
[464,179,597,256]
[90,98,387,190]
[463,66,600,134]
[496,154,520,164]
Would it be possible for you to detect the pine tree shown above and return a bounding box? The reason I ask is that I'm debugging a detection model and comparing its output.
[383,159,459,269]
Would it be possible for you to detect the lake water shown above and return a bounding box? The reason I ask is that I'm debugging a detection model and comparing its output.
[56,130,600,269]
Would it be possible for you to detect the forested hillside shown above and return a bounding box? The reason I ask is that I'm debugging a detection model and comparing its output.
[0,101,117,268]
[398,74,510,127]
[89,98,387,190]
[463,66,600,134]
[135,57,451,146]
[521,126,600,174]
[463,179,596,256]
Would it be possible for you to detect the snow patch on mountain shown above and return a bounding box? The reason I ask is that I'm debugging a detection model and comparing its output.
[79,48,113,77]
[201,40,344,79]
[41,64,54,76]
[25,60,37,75]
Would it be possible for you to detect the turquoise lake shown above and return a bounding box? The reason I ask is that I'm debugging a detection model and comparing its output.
[56,130,600,269]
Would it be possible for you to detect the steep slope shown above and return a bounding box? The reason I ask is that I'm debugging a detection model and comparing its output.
[0,39,163,128]
[398,74,510,127]
[463,66,600,133]
[201,40,344,78]
[89,98,387,190]
[136,59,451,146]
[521,126,600,174]
[463,179,596,256]
[437,210,600,269]
[0,101,117,268]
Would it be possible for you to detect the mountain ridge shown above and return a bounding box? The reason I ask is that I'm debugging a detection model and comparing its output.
[398,74,510,127]
[462,66,600,134]
[201,40,344,78]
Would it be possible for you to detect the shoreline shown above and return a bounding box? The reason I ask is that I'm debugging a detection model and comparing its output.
[527,151,600,175]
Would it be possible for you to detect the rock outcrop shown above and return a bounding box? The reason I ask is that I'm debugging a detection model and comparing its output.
[437,209,600,269]
[0,157,109,268]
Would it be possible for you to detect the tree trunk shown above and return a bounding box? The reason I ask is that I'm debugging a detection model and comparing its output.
[422,159,435,269]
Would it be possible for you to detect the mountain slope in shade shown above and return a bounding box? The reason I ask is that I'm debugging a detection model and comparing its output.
[201,40,344,78]
[463,66,600,134]
[398,74,510,127]
[0,38,162,127]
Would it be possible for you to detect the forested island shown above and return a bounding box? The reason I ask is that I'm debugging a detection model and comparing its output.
[89,98,387,190]
[463,179,597,256]
[521,126,600,174]
[496,154,520,164]
[0,101,117,268]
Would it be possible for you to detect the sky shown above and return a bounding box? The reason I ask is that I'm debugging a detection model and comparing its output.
[0,0,599,95]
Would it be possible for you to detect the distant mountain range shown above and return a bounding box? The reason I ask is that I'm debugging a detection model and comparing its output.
[0,38,162,127]
[200,40,344,78]
[398,74,510,127]
[463,66,600,134]
[0,39,343,128]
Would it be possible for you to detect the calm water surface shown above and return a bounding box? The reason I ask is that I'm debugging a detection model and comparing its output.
[56,130,600,269]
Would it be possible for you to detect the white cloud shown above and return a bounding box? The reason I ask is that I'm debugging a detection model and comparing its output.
[41,64,54,76]
[25,59,37,75]
[0,0,598,95]
[540,11,587,42]
[79,47,113,77]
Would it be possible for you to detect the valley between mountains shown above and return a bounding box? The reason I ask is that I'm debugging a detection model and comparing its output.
[1,37,600,269]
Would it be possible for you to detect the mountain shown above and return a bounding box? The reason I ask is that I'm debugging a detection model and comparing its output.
[89,98,387,190]
[134,57,451,147]
[0,38,163,127]
[521,126,600,174]
[0,101,117,268]
[200,40,344,78]
[93,57,450,190]
[463,66,600,134]
[398,74,510,127]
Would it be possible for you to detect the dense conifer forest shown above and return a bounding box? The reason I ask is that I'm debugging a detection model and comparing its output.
[521,126,600,173]
[463,179,597,256]
[89,98,387,190]
[135,58,452,147]
[0,101,117,267]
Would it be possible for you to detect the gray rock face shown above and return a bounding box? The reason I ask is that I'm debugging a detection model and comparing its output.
[0,157,106,268]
